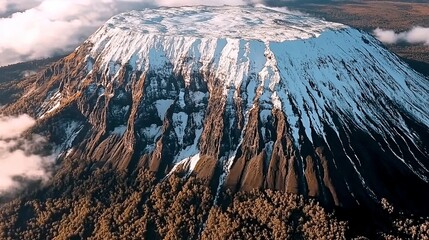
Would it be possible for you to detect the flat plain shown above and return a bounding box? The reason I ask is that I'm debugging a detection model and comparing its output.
[290,0,429,75]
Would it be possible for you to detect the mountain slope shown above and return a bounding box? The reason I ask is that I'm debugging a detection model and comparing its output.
[3,6,429,213]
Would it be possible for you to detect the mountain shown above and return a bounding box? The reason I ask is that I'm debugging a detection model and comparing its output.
[3,5,429,218]
[0,55,64,106]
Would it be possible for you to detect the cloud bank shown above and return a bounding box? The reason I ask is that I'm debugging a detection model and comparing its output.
[374,27,429,45]
[0,0,268,67]
[0,114,55,195]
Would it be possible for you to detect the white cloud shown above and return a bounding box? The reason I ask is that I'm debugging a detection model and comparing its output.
[0,0,264,67]
[373,28,397,44]
[0,1,121,66]
[0,114,35,139]
[0,0,42,16]
[0,2,6,14]
[404,26,429,45]
[0,114,55,195]
[374,26,429,46]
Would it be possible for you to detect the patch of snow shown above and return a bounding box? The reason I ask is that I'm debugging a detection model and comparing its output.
[63,121,83,147]
[85,55,94,73]
[46,101,61,114]
[260,109,271,123]
[112,125,126,136]
[172,112,188,145]
[190,91,207,106]
[170,126,203,175]
[56,121,84,159]
[65,148,75,157]
[140,124,162,154]
[142,124,161,140]
[178,90,186,108]
[188,153,201,172]
[39,90,62,119]
[265,141,274,166]
[154,99,174,120]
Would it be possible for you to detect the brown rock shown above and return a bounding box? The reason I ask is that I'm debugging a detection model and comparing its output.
[315,146,339,206]
[285,156,299,194]
[241,150,266,191]
[304,155,319,197]
[266,109,296,192]
[193,155,218,182]
[225,106,262,191]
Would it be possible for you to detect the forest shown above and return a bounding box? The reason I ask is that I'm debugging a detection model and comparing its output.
[0,156,428,239]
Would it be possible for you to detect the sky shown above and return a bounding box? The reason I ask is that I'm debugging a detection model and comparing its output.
[1,0,429,67]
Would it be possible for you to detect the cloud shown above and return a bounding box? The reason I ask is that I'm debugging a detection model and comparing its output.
[0,114,35,139]
[374,27,429,45]
[0,2,6,14]
[0,114,55,195]
[373,28,397,44]
[404,27,429,45]
[0,0,42,16]
[0,0,127,66]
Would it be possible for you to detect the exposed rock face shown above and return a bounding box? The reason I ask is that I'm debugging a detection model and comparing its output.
[3,6,429,212]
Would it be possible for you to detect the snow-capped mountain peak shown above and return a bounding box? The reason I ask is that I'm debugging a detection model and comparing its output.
[8,6,429,212]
